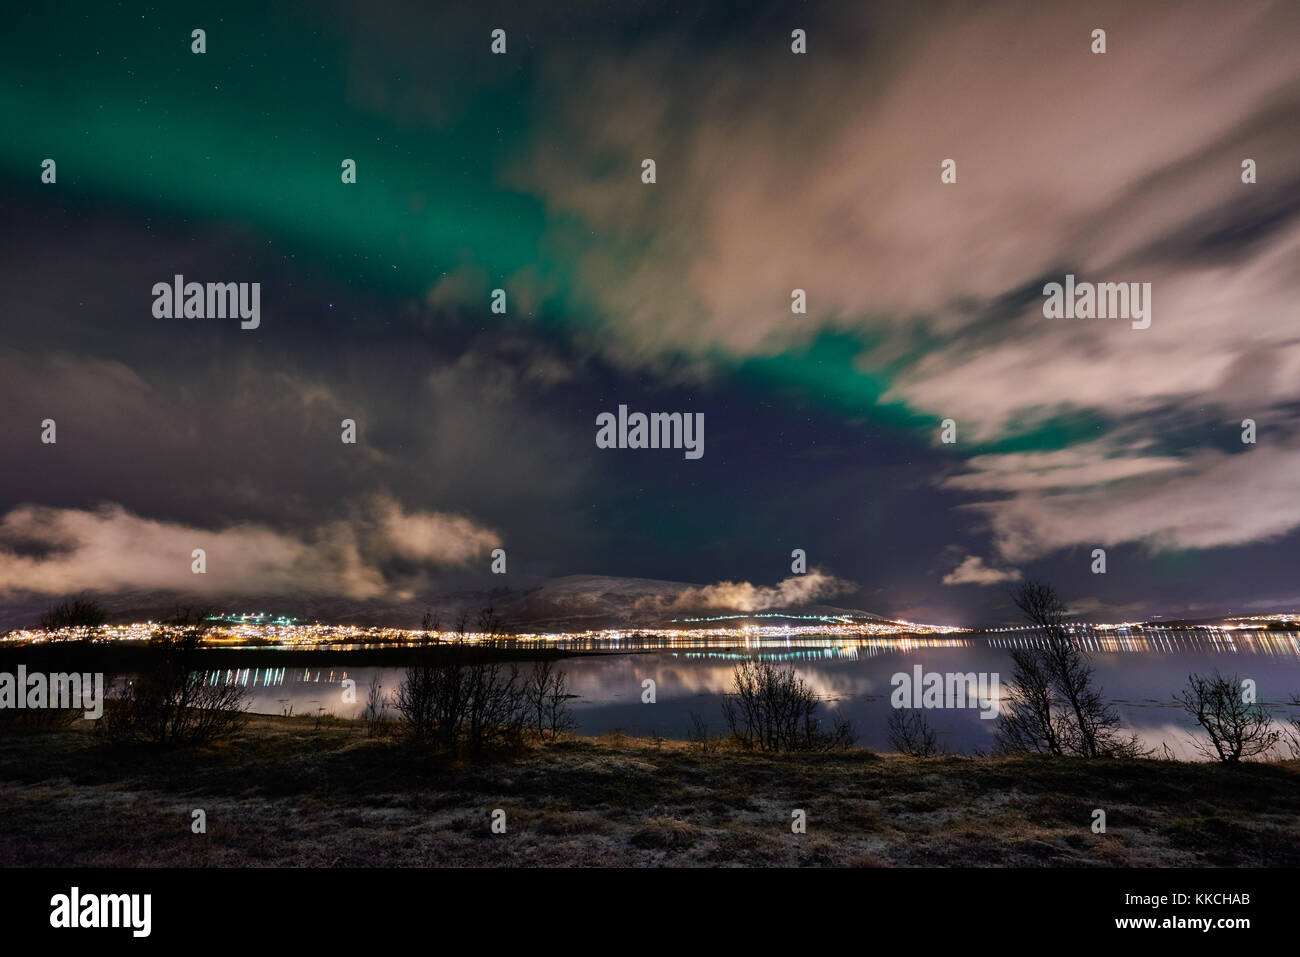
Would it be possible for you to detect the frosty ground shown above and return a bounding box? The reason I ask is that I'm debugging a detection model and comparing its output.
[1,714,1297,867]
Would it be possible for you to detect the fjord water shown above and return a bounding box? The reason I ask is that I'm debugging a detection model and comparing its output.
[234,630,1300,759]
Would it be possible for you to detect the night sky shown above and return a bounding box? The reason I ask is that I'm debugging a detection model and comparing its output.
[3,0,1299,626]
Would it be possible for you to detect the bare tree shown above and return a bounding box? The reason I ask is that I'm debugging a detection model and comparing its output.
[525,658,575,742]
[1176,672,1280,762]
[1015,582,1102,756]
[39,595,107,631]
[996,581,1144,758]
[888,708,942,757]
[996,644,1065,755]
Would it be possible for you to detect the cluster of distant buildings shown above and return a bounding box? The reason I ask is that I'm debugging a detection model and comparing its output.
[5,612,1297,652]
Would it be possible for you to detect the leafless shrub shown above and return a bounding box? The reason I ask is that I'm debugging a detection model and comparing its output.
[0,699,81,730]
[394,610,445,741]
[1175,672,1280,762]
[686,709,718,754]
[888,708,942,757]
[100,608,249,748]
[360,674,391,737]
[394,606,528,757]
[461,607,527,756]
[0,636,86,731]
[722,659,855,752]
[39,595,107,631]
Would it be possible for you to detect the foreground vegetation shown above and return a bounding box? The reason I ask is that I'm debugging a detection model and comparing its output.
[1,714,1298,867]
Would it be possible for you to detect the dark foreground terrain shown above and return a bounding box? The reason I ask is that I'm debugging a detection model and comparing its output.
[2,715,1298,867]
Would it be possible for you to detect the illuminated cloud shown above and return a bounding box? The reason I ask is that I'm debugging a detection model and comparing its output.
[942,555,1022,587]
[374,495,502,565]
[949,440,1300,561]
[524,0,1300,378]
[640,569,853,613]
[0,499,500,599]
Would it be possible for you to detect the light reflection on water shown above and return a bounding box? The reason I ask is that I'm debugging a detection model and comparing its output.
[228,630,1300,759]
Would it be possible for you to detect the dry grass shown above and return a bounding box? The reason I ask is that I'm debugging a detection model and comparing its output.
[1,714,1298,867]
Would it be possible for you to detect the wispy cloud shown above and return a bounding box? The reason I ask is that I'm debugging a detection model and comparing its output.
[949,438,1300,561]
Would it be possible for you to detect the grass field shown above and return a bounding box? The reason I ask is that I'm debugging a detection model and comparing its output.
[2,714,1298,867]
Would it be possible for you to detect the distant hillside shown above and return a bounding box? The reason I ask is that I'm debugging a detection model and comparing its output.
[497,574,895,630]
[0,573,897,632]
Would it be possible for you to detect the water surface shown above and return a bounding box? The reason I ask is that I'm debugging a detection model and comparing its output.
[222,630,1300,758]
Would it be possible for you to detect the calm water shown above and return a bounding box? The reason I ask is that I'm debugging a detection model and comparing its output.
[224,630,1300,759]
